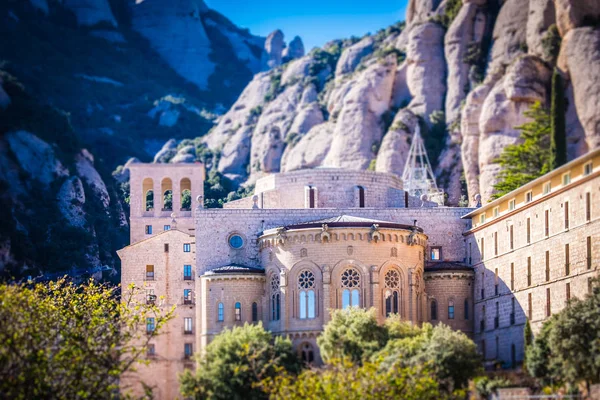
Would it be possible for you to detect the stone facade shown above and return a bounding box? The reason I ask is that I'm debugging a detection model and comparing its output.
[117,148,599,398]
[464,149,600,368]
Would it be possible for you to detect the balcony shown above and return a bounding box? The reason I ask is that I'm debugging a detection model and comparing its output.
[183,275,193,281]
[183,329,193,335]
[183,296,194,306]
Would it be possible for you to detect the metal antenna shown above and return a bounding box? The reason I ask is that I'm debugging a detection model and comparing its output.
[401,125,445,205]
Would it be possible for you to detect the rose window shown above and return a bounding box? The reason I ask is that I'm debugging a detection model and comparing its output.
[385,270,400,288]
[298,270,315,289]
[271,274,280,293]
[341,269,360,288]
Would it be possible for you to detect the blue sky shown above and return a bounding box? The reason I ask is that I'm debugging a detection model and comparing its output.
[205,0,408,50]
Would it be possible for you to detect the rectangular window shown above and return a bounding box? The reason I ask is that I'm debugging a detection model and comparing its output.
[494,232,498,256]
[510,298,516,325]
[546,288,551,317]
[494,268,499,296]
[164,243,169,253]
[528,293,532,320]
[146,265,154,281]
[164,225,171,231]
[510,263,514,291]
[544,210,549,237]
[184,343,193,359]
[183,264,192,280]
[586,192,592,222]
[566,282,571,303]
[481,272,485,300]
[588,236,593,269]
[494,302,499,329]
[147,344,156,357]
[481,237,485,260]
[235,303,242,321]
[543,181,551,195]
[562,172,571,185]
[493,206,499,217]
[564,201,569,230]
[584,161,593,176]
[545,251,550,281]
[480,214,486,224]
[184,317,193,334]
[464,299,469,320]
[469,242,472,265]
[526,218,531,244]
[565,244,570,276]
[508,199,515,211]
[527,257,532,286]
[430,247,442,261]
[184,289,192,304]
[146,318,155,333]
[145,225,153,235]
[509,225,514,250]
[146,289,156,305]
[448,303,455,319]
[183,243,191,252]
[525,191,533,203]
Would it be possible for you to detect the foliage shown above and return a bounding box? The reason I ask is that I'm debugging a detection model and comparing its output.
[550,69,567,168]
[378,323,481,393]
[181,189,192,209]
[264,72,282,103]
[307,47,341,90]
[458,195,469,207]
[418,110,448,171]
[0,279,174,399]
[541,25,562,64]
[179,322,302,400]
[263,358,442,400]
[491,101,553,199]
[432,0,462,29]
[368,159,377,171]
[473,376,511,400]
[526,278,600,393]
[317,308,388,364]
[374,47,406,65]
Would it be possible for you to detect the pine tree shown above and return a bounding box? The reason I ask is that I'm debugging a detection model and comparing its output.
[492,101,553,199]
[551,69,567,168]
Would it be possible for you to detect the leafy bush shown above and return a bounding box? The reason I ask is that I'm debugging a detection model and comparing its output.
[264,72,282,103]
[541,25,561,64]
[180,323,302,400]
[432,0,462,29]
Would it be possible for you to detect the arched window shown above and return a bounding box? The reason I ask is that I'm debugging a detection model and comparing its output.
[217,302,224,321]
[146,190,154,211]
[300,342,314,363]
[357,186,365,208]
[464,299,469,320]
[448,300,455,319]
[143,178,154,211]
[384,269,401,317]
[430,300,438,320]
[270,274,281,321]
[307,186,316,208]
[298,270,316,319]
[341,268,361,309]
[161,178,173,211]
[180,178,191,210]
[235,302,241,321]
[252,302,258,322]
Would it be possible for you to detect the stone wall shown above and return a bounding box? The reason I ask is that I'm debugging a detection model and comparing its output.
[466,173,600,367]
[118,229,196,400]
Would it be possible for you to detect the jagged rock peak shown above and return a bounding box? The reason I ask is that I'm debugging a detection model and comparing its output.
[283,36,305,61]
[265,29,285,68]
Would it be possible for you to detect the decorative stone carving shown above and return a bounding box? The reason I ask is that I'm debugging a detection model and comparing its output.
[321,224,331,243]
[391,247,398,257]
[347,245,354,255]
[370,224,382,242]
[275,227,287,245]
[407,228,417,246]
[300,248,307,257]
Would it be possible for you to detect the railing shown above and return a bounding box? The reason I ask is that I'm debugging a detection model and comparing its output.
[183,275,193,281]
[183,296,194,305]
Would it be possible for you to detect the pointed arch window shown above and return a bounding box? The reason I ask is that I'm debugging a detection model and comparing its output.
[252,302,258,322]
[217,302,224,322]
[448,300,455,319]
[298,270,315,319]
[270,274,281,321]
[341,268,361,309]
[430,300,438,321]
[235,302,241,321]
[300,342,315,363]
[384,269,401,317]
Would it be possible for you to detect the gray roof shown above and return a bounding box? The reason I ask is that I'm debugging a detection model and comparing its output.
[204,264,265,275]
[282,215,423,232]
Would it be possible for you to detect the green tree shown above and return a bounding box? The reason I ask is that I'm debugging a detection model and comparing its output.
[526,279,600,393]
[378,323,481,394]
[0,279,174,399]
[264,359,441,400]
[550,69,567,168]
[492,101,553,199]
[317,308,388,364]
[180,322,302,400]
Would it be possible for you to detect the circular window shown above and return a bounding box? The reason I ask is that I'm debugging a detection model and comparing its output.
[341,268,361,288]
[228,234,244,249]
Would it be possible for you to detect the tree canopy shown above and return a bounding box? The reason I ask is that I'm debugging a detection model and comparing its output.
[179,322,302,400]
[526,278,600,394]
[492,101,553,199]
[0,279,173,399]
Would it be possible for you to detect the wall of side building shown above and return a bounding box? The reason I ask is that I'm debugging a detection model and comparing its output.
[466,172,599,368]
[118,229,197,400]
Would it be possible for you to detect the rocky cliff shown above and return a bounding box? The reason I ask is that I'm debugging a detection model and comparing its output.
[0,0,304,278]
[198,0,600,204]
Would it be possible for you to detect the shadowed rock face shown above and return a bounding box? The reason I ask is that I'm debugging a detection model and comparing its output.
[63,0,118,27]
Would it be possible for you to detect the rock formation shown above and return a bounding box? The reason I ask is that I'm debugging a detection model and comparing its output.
[63,0,117,27]
[265,30,285,69]
[283,36,305,61]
